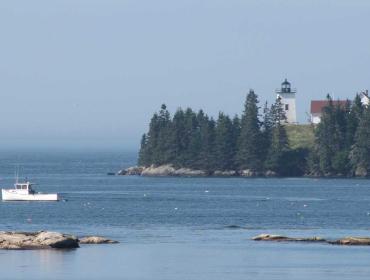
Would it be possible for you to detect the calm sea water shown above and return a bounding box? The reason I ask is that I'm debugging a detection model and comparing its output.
[0,150,370,280]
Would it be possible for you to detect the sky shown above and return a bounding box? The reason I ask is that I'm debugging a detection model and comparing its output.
[0,0,369,150]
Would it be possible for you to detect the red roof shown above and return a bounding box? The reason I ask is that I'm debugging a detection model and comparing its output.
[310,100,348,114]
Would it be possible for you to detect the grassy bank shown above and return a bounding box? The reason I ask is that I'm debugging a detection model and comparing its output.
[286,124,315,150]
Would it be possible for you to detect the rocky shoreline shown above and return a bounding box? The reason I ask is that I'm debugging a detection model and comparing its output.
[117,165,277,177]
[252,234,370,246]
[116,165,369,178]
[0,231,118,250]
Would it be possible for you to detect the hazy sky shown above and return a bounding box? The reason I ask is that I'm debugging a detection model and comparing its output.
[0,0,369,150]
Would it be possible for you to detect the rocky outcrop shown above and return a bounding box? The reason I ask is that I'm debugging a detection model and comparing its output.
[213,170,238,176]
[355,167,368,177]
[79,236,119,244]
[265,170,277,177]
[118,166,144,176]
[252,234,326,243]
[118,165,207,177]
[0,231,79,250]
[0,231,119,250]
[252,234,370,246]
[330,237,370,246]
[117,166,294,177]
[240,169,264,177]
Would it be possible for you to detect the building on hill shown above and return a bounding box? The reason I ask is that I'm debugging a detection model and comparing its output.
[310,100,348,124]
[276,79,297,124]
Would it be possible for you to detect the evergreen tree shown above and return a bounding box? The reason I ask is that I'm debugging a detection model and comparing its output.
[261,101,274,161]
[345,95,363,149]
[311,95,355,176]
[231,115,241,167]
[138,134,149,166]
[314,95,336,175]
[264,97,289,174]
[350,106,370,176]
[144,112,160,165]
[214,113,235,170]
[196,111,216,172]
[171,108,187,167]
[153,104,173,165]
[236,90,263,171]
[182,108,199,167]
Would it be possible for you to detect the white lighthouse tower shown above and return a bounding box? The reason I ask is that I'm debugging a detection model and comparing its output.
[275,79,297,124]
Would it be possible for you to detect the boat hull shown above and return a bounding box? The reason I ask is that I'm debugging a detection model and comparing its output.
[1,189,58,201]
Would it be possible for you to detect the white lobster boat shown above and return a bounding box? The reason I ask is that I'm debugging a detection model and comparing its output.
[1,182,58,201]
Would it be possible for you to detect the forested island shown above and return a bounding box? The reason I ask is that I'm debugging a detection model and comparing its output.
[123,91,370,177]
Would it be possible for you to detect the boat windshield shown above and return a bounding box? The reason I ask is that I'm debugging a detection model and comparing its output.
[15,184,30,190]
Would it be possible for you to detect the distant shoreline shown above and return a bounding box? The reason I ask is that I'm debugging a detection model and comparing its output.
[117,165,368,179]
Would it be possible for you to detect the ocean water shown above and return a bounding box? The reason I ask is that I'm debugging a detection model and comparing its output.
[0,150,370,279]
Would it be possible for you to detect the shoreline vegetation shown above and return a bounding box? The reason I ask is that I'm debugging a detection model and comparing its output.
[121,91,370,178]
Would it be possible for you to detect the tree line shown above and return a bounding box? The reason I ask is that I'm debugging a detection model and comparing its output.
[309,94,370,177]
[138,91,370,177]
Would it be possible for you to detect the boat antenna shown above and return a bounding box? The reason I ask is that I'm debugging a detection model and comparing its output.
[15,165,19,184]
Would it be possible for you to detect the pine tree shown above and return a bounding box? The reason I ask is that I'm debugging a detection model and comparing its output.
[171,108,187,167]
[144,112,160,165]
[138,134,149,166]
[350,106,370,176]
[261,101,274,161]
[214,113,235,170]
[311,95,353,176]
[345,95,363,149]
[236,90,262,171]
[154,104,173,165]
[264,97,289,174]
[182,108,199,167]
[231,115,241,167]
[314,95,336,175]
[196,111,216,172]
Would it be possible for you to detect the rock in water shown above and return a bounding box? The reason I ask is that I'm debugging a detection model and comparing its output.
[252,234,290,241]
[252,234,326,243]
[252,234,370,246]
[118,166,144,176]
[330,237,370,246]
[79,236,119,244]
[34,231,79,248]
[0,231,79,250]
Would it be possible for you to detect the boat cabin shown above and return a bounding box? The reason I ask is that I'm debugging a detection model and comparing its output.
[14,182,35,194]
